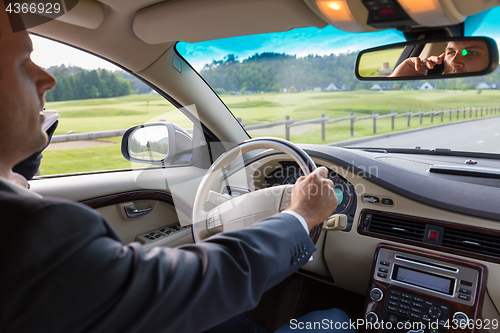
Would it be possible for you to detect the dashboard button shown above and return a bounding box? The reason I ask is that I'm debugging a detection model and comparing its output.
[378,267,389,273]
[439,304,450,312]
[412,302,423,308]
[370,288,383,302]
[390,290,401,296]
[381,198,394,205]
[458,294,471,301]
[388,306,398,312]
[377,272,387,278]
[363,196,379,203]
[458,288,471,295]
[380,260,390,266]
[398,309,409,316]
[429,306,442,319]
[365,312,378,323]
[460,280,473,287]
[389,295,400,301]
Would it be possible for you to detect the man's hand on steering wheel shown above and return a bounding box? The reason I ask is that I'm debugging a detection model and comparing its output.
[287,167,337,231]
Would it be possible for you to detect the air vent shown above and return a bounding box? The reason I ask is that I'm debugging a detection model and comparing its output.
[360,210,500,264]
[442,228,500,258]
[368,214,425,242]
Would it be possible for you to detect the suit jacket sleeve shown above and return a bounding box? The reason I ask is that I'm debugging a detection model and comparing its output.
[0,193,316,333]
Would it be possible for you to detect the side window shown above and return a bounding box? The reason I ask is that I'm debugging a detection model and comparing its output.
[31,36,193,176]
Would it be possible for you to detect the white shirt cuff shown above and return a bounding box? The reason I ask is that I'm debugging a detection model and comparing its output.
[282,210,308,235]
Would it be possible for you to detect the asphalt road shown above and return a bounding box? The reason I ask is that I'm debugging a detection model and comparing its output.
[346,117,500,154]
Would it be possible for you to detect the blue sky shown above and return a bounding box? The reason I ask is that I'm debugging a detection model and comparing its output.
[177,27,406,71]
[31,7,500,71]
[178,6,500,71]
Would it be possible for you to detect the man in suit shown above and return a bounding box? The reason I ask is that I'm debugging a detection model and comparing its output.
[0,8,353,333]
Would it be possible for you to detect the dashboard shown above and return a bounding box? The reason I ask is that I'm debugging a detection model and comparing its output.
[262,161,357,231]
[221,144,500,333]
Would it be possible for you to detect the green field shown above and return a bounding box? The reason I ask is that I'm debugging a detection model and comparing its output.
[357,47,404,77]
[40,89,500,176]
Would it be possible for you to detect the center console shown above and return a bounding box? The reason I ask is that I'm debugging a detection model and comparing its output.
[362,244,488,333]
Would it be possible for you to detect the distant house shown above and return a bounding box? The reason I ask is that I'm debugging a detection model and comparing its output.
[370,83,394,91]
[475,81,500,89]
[412,82,436,91]
[324,83,339,91]
[323,83,350,91]
[313,87,322,92]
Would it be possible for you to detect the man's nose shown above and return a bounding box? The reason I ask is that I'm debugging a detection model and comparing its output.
[36,66,57,94]
[449,54,464,68]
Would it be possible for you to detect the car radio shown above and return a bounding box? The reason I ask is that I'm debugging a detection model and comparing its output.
[362,244,487,333]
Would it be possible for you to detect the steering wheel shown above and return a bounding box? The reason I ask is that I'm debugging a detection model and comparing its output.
[192,137,319,243]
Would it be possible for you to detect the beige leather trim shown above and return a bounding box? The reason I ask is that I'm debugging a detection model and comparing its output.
[133,0,327,44]
[480,292,500,332]
[97,201,179,243]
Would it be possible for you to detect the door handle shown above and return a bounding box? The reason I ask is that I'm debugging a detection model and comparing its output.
[124,204,153,219]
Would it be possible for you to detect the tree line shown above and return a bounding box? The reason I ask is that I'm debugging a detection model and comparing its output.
[200,52,500,93]
[45,65,152,102]
[44,55,500,102]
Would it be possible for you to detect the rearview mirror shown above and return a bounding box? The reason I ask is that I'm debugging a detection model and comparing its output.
[121,122,192,165]
[355,37,498,80]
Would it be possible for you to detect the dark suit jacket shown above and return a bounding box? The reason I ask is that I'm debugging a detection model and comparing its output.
[0,180,315,333]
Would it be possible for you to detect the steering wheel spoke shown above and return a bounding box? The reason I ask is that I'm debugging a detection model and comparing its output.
[192,138,317,243]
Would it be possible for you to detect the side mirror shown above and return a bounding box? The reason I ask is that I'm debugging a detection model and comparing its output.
[121,122,192,165]
[355,37,499,80]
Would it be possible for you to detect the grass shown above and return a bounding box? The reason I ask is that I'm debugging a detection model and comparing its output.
[40,90,500,176]
[358,47,404,77]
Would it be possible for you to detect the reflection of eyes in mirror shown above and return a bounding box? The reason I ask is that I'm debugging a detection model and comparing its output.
[441,41,489,74]
[128,125,169,162]
[389,41,489,77]
[357,40,492,79]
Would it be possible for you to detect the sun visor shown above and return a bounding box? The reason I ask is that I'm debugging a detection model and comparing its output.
[55,0,104,29]
[23,0,104,31]
[133,0,328,44]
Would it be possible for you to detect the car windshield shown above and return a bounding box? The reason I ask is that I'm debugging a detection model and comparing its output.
[176,8,500,155]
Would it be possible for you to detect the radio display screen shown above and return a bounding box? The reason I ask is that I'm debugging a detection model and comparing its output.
[392,265,455,295]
